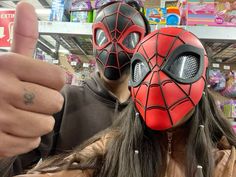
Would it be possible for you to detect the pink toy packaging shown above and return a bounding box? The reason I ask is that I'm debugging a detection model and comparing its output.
[187,0,217,26]
[187,0,236,26]
[215,0,236,26]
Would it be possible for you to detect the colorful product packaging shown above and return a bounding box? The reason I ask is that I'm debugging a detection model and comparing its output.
[50,0,68,21]
[187,0,236,26]
[65,0,93,23]
[145,8,167,24]
[214,0,236,26]
[222,100,236,118]
[187,0,216,26]
[145,7,181,25]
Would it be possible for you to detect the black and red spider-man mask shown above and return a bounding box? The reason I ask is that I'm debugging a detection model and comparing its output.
[92,2,147,80]
[130,27,208,131]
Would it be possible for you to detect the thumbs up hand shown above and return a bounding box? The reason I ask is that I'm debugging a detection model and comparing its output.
[0,2,66,158]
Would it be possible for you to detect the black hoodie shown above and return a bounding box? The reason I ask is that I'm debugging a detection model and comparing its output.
[0,72,130,177]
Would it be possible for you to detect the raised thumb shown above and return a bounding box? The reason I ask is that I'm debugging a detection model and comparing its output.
[10,2,38,57]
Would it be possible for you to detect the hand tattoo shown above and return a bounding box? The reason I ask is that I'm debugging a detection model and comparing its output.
[23,88,35,105]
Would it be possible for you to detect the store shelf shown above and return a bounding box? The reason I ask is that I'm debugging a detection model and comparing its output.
[38,22,236,63]
[154,25,236,42]
[38,21,93,57]
[38,21,93,36]
[39,21,236,42]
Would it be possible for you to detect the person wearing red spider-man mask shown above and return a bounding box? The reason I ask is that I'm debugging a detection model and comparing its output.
[130,27,208,130]
[14,28,236,177]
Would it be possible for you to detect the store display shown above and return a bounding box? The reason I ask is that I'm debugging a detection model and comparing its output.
[215,0,236,26]
[221,71,236,98]
[65,0,90,11]
[208,69,226,91]
[187,0,216,26]
[162,0,187,25]
[70,10,93,22]
[145,0,185,25]
[0,9,15,47]
[66,0,93,22]
[166,6,181,25]
[222,99,236,118]
[9,0,236,127]
[145,8,167,24]
[187,0,236,26]
[49,0,68,21]
[208,69,236,126]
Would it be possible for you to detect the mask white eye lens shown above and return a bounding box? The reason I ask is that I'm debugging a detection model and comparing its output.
[122,32,140,49]
[96,29,108,46]
[168,55,199,79]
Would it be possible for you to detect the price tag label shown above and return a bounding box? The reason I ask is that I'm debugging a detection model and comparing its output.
[212,63,220,68]
[223,65,230,70]
[71,61,77,66]
[53,60,59,64]
[83,63,90,68]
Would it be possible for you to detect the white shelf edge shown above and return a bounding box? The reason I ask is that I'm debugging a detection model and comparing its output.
[38,21,236,42]
[154,25,236,42]
[38,21,93,35]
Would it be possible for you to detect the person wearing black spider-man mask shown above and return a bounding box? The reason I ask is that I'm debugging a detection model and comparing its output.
[93,1,148,81]
[0,1,150,176]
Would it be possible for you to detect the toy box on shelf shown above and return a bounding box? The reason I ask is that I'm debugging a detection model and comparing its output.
[208,69,236,129]
[145,0,186,25]
[187,0,236,26]
[145,7,182,25]
[50,0,69,21]
[145,8,168,24]
[65,0,93,22]
[93,0,118,21]
[215,0,236,26]
[222,99,236,118]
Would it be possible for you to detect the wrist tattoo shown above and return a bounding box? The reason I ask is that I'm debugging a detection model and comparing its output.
[23,88,35,105]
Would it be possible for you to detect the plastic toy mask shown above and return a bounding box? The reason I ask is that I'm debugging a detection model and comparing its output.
[93,2,146,80]
[130,27,208,131]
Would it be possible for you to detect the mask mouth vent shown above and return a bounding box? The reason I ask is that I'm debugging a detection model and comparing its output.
[168,55,199,80]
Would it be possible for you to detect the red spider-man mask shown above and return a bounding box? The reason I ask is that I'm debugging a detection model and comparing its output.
[93,2,146,80]
[130,27,208,131]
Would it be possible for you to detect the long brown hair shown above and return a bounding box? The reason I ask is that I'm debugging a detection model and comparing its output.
[30,89,236,177]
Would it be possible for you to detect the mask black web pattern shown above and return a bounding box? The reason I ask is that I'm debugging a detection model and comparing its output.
[132,28,206,127]
[94,2,145,79]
